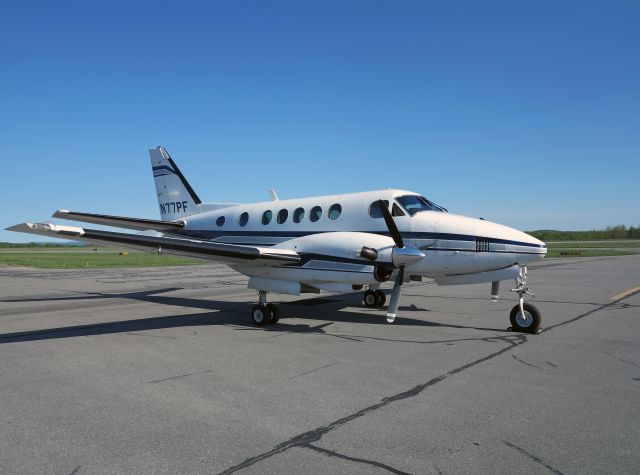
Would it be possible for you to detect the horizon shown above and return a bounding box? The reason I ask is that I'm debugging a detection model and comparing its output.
[1,1,638,243]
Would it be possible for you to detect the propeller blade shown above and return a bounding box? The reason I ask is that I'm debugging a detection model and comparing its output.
[377,200,404,248]
[386,266,405,323]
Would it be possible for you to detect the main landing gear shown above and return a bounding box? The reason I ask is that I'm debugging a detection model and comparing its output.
[363,288,386,308]
[251,290,279,326]
[509,266,542,333]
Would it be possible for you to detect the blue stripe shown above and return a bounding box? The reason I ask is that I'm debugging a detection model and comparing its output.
[178,229,545,249]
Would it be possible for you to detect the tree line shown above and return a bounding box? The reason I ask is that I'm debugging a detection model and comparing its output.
[528,225,640,241]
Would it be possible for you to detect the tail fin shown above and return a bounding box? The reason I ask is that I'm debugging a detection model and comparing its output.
[149,146,202,220]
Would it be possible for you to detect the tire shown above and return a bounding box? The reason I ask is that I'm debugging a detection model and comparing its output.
[509,303,541,333]
[267,303,279,324]
[374,290,386,307]
[363,290,377,308]
[251,304,269,326]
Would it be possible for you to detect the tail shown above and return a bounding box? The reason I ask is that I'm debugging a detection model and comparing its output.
[149,146,202,220]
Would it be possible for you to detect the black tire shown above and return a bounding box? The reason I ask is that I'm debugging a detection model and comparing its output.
[267,303,279,324]
[251,304,269,326]
[363,290,377,308]
[509,303,541,333]
[374,290,386,307]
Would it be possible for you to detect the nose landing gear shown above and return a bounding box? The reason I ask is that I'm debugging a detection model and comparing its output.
[509,266,541,333]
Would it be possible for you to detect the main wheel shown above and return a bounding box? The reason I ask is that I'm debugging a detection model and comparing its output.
[509,302,541,333]
[363,290,377,308]
[267,303,279,324]
[374,290,386,307]
[251,304,269,326]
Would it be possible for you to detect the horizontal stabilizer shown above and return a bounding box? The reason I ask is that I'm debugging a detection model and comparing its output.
[53,210,184,232]
[7,222,300,265]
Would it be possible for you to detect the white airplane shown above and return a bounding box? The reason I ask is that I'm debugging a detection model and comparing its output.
[8,147,546,332]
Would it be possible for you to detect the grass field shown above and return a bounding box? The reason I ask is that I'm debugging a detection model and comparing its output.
[1,239,639,268]
[0,249,203,268]
[546,240,640,249]
[545,240,640,258]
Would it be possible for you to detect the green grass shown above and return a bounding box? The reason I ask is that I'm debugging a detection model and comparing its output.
[546,240,640,249]
[545,249,636,258]
[0,241,82,248]
[544,239,640,258]
[0,250,204,268]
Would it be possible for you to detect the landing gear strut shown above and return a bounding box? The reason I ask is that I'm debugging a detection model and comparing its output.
[509,266,541,333]
[363,288,386,308]
[251,290,279,326]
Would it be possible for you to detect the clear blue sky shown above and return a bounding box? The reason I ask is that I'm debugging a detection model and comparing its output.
[1,1,638,242]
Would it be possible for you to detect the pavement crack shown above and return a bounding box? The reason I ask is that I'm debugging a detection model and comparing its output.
[605,352,640,369]
[502,440,564,474]
[512,354,542,369]
[216,334,526,474]
[545,361,557,368]
[545,292,636,332]
[69,466,81,475]
[303,443,411,474]
[289,362,340,380]
[143,369,212,384]
[126,332,176,340]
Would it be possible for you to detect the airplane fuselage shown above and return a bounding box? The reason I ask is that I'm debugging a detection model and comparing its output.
[176,189,546,286]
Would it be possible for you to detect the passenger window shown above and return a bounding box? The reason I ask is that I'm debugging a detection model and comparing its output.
[293,207,305,223]
[262,210,273,225]
[238,212,249,226]
[216,216,225,226]
[392,203,405,217]
[310,206,322,222]
[328,203,342,220]
[368,200,389,218]
[277,209,288,224]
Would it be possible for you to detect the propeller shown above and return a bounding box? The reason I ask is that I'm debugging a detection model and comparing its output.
[376,200,425,322]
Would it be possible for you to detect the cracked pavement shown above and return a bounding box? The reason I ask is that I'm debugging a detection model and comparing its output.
[0,256,639,474]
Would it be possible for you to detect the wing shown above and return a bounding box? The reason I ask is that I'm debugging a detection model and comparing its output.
[52,209,184,233]
[6,223,299,265]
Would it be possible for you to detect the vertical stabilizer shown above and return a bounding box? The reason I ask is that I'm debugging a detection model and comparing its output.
[149,146,202,221]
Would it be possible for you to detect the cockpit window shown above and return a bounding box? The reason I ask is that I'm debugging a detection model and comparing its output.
[392,203,405,217]
[396,195,447,215]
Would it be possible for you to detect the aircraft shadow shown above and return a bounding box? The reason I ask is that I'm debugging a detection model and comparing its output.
[0,289,504,344]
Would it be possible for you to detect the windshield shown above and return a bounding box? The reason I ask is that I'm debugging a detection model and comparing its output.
[396,195,447,215]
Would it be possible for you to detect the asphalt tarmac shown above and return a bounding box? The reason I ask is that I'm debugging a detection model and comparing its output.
[1,256,639,474]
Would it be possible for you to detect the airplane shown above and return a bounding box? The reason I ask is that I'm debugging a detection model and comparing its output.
[8,146,547,332]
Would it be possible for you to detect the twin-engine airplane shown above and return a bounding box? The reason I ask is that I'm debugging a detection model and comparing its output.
[8,147,546,332]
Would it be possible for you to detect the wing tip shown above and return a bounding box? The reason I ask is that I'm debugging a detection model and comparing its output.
[5,223,34,233]
[52,209,69,218]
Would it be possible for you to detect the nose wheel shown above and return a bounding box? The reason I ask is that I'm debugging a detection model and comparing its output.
[509,266,542,333]
[251,291,279,326]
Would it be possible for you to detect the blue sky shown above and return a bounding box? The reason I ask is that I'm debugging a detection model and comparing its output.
[1,1,638,242]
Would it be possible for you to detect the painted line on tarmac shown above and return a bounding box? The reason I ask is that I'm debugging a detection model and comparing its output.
[611,286,640,300]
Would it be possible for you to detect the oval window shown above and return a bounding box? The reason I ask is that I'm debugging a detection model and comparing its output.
[277,209,288,224]
[238,212,249,227]
[328,203,342,220]
[216,216,225,227]
[262,210,273,225]
[293,207,305,223]
[310,206,322,222]
[368,200,389,219]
